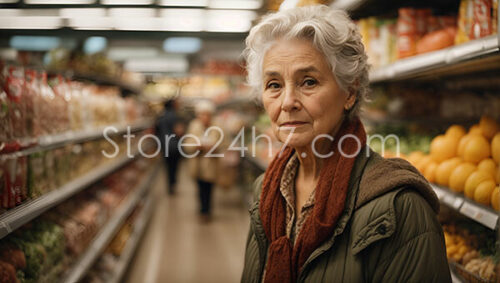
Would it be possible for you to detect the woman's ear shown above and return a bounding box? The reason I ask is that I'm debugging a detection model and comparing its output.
[344,91,356,111]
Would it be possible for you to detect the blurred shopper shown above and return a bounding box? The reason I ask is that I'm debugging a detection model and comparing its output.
[156,98,185,195]
[241,5,451,283]
[184,100,220,219]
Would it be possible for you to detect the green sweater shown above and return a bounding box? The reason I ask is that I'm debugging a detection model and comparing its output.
[241,149,452,283]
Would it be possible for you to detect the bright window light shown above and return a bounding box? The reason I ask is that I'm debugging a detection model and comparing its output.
[208,0,262,10]
[205,10,256,32]
[163,37,202,54]
[25,0,95,4]
[0,17,61,29]
[160,9,204,31]
[101,0,154,4]
[83,36,107,54]
[10,36,61,51]
[158,0,207,7]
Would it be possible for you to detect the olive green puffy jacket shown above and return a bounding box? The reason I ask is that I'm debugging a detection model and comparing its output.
[241,149,452,283]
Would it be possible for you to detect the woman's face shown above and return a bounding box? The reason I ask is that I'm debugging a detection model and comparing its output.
[261,38,354,149]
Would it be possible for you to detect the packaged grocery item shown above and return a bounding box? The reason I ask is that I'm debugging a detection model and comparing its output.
[417,27,457,54]
[68,81,84,132]
[28,151,46,198]
[44,150,55,192]
[3,156,16,209]
[14,155,27,203]
[397,8,418,58]
[0,85,11,147]
[4,66,27,145]
[24,69,40,142]
[470,0,493,39]
[0,158,6,210]
[456,0,473,44]
[38,72,56,135]
[416,9,431,37]
[49,75,70,133]
[493,0,498,34]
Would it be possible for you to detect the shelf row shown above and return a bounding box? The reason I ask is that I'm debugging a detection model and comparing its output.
[1,119,153,158]
[61,162,159,283]
[0,148,146,240]
[369,35,499,83]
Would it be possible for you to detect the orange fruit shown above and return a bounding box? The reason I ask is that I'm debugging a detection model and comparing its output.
[474,180,496,206]
[477,158,496,178]
[479,116,499,139]
[496,166,500,184]
[464,171,494,199]
[430,135,458,163]
[446,125,466,140]
[435,158,462,186]
[415,155,433,173]
[407,151,425,166]
[469,124,483,136]
[449,162,476,192]
[458,134,474,158]
[463,135,490,164]
[423,161,439,183]
[492,133,500,164]
[491,186,500,210]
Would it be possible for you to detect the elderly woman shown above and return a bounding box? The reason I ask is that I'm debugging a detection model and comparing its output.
[241,5,450,283]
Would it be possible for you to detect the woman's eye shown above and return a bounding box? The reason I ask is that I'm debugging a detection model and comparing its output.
[266,82,281,89]
[303,78,317,87]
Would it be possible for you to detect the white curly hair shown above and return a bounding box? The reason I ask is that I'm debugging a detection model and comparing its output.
[243,5,369,119]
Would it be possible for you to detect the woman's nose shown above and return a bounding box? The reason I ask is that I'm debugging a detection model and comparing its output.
[281,86,301,112]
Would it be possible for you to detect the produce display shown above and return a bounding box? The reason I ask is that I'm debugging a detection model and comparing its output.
[405,116,500,210]
[357,0,498,68]
[442,221,498,282]
[0,157,153,283]
[0,129,152,212]
[0,62,148,153]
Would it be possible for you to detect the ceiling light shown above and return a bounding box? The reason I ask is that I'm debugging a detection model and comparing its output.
[25,0,95,4]
[158,0,207,7]
[113,18,162,30]
[163,37,202,54]
[0,16,61,29]
[83,36,107,54]
[70,17,112,29]
[160,9,204,31]
[208,0,262,10]
[108,8,156,17]
[101,0,153,4]
[60,8,106,17]
[205,10,256,32]
[10,36,61,51]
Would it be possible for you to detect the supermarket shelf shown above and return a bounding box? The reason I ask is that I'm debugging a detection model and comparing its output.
[109,189,155,283]
[432,184,498,230]
[61,162,160,283]
[0,152,142,240]
[1,119,153,158]
[369,35,500,83]
[243,155,267,172]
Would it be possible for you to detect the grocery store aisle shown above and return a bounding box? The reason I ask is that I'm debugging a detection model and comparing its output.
[124,161,251,283]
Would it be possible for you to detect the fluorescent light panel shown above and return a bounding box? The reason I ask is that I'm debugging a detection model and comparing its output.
[160,9,204,31]
[25,0,95,4]
[101,0,153,4]
[60,8,106,17]
[0,0,18,3]
[205,10,256,32]
[208,0,262,10]
[108,8,156,17]
[0,16,61,29]
[158,0,207,7]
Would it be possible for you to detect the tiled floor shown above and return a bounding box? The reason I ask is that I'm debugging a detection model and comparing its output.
[124,161,250,283]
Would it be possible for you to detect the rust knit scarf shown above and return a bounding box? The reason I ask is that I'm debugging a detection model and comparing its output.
[259,117,366,283]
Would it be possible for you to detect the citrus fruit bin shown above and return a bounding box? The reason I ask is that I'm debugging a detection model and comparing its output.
[403,116,500,229]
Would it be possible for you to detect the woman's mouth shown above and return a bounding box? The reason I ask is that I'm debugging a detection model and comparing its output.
[280,121,307,127]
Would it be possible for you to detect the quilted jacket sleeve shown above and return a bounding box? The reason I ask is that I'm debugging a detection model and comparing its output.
[372,189,451,283]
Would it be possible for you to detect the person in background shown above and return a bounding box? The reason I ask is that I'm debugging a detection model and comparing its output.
[155,98,185,195]
[184,100,220,220]
[241,5,451,283]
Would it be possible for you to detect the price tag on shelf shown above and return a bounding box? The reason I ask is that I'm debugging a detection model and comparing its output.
[459,202,498,230]
[432,184,463,209]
